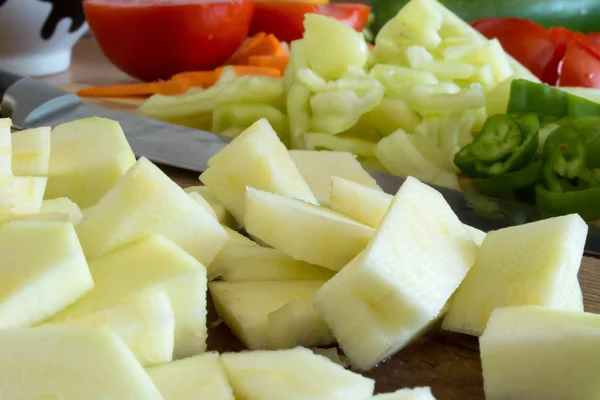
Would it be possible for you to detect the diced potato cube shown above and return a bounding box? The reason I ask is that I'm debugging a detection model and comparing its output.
[11,126,51,176]
[11,176,47,215]
[187,191,218,219]
[315,177,478,370]
[55,291,175,367]
[51,235,207,359]
[210,280,334,350]
[76,157,227,265]
[480,306,600,400]
[40,197,83,225]
[0,221,92,328]
[330,177,486,244]
[442,214,588,337]
[45,117,136,208]
[0,118,14,213]
[0,326,162,398]
[185,185,237,228]
[245,187,374,271]
[201,118,317,224]
[147,352,234,400]
[289,150,380,205]
[214,245,335,282]
[221,347,375,400]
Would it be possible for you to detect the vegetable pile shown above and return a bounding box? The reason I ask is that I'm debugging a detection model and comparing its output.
[1,113,595,400]
[457,78,600,221]
[85,0,600,221]
[137,0,538,190]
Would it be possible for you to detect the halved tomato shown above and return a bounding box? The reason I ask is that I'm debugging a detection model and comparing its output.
[84,0,255,82]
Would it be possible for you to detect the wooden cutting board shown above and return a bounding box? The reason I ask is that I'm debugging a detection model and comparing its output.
[55,45,600,399]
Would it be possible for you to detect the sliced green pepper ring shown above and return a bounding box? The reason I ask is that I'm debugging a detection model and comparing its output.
[474,161,541,196]
[536,184,600,221]
[541,125,600,192]
[470,115,522,162]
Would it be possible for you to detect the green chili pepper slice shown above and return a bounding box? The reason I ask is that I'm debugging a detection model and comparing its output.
[541,126,599,192]
[454,113,539,178]
[536,124,600,221]
[508,79,600,118]
[474,161,541,196]
[536,185,600,221]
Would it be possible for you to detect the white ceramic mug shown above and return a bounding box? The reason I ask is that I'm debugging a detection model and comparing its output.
[0,0,88,76]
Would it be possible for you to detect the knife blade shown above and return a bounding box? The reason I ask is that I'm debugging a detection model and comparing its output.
[0,73,230,172]
[1,70,600,255]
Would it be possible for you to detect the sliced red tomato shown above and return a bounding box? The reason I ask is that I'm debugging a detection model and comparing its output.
[471,17,555,81]
[557,41,600,88]
[542,27,578,85]
[249,2,370,43]
[588,33,600,46]
[84,0,255,82]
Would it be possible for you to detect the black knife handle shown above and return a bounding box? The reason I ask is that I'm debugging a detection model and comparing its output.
[0,69,23,100]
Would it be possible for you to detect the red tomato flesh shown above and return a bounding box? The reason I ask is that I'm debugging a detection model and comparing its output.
[472,17,555,81]
[84,0,255,82]
[249,2,370,43]
[588,33,600,47]
[557,41,600,88]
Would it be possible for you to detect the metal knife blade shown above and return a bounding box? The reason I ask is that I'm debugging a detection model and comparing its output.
[1,75,230,172]
[2,71,600,255]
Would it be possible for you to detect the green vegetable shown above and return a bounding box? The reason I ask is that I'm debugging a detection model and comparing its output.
[453,113,539,178]
[367,0,600,37]
[303,14,369,81]
[474,161,540,196]
[536,125,600,220]
[212,103,288,145]
[507,79,600,118]
[536,186,600,221]
[138,74,285,121]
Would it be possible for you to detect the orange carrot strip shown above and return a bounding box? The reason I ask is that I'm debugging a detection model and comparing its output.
[170,71,218,88]
[226,33,268,65]
[77,80,187,97]
[227,33,287,65]
[215,65,282,79]
[247,55,290,74]
[367,43,374,50]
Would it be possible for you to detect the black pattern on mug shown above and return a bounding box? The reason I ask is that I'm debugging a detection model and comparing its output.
[0,0,7,7]
[38,0,86,40]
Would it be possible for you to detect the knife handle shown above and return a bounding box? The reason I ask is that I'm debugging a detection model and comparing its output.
[0,68,80,127]
[0,70,22,99]
[0,69,24,119]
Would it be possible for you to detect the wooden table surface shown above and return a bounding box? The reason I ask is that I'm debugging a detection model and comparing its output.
[40,37,600,399]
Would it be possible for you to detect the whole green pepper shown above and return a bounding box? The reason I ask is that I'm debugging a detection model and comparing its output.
[453,113,539,178]
[536,125,600,220]
[507,79,600,118]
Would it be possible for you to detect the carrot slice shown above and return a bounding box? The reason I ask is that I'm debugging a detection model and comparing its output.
[170,71,217,88]
[76,80,188,97]
[247,55,290,73]
[226,33,268,65]
[215,65,282,79]
[227,33,287,65]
